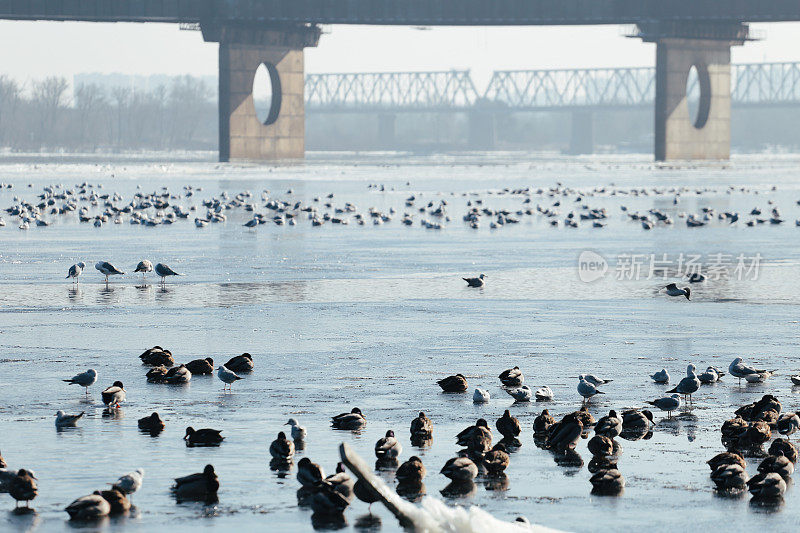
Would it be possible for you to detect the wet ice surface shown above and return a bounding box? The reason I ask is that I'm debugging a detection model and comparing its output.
[1,152,800,531]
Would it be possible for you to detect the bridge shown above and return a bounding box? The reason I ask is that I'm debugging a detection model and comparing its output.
[3,2,800,161]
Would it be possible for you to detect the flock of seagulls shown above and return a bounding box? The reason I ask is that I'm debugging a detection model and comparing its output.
[68,261,181,285]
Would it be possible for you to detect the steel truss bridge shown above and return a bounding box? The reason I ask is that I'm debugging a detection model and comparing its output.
[306,62,800,113]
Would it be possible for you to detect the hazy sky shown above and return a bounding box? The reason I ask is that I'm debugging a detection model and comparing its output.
[2,21,799,88]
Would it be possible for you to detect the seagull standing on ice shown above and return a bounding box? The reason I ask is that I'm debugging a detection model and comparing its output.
[134,260,153,281]
[217,365,242,391]
[650,369,670,383]
[646,394,681,418]
[63,369,98,394]
[66,262,86,285]
[154,263,181,285]
[95,261,124,284]
[578,375,604,403]
[729,357,774,385]
[285,418,307,441]
[666,364,700,404]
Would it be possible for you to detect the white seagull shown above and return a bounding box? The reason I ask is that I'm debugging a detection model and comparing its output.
[95,261,125,284]
[55,410,84,427]
[665,283,691,300]
[134,260,153,281]
[154,263,181,285]
[584,374,613,386]
[62,369,98,394]
[473,388,490,403]
[535,386,554,401]
[66,262,86,284]
[578,375,604,403]
[506,385,532,402]
[646,393,681,418]
[650,369,670,383]
[285,418,307,441]
[217,365,242,391]
[729,357,774,385]
[666,364,700,404]
[112,468,144,501]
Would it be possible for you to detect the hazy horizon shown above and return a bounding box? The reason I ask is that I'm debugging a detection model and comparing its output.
[2,21,800,88]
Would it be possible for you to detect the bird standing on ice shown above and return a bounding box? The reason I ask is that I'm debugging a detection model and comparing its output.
[154,263,181,285]
[134,260,153,281]
[95,261,124,284]
[217,365,242,391]
[66,262,86,285]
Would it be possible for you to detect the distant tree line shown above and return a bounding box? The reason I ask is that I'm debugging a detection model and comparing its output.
[0,75,216,152]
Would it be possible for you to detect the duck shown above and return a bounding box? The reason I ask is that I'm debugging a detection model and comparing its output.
[285,418,307,441]
[297,458,326,487]
[456,419,493,453]
[101,381,125,408]
[331,408,366,430]
[747,472,786,500]
[164,364,191,384]
[483,443,510,475]
[736,394,782,423]
[777,412,800,438]
[184,427,224,446]
[138,413,165,433]
[498,366,523,387]
[375,430,402,460]
[535,386,554,401]
[146,366,169,383]
[594,410,623,438]
[96,489,130,515]
[496,410,521,440]
[65,493,110,520]
[269,432,295,461]
[758,454,794,478]
[224,353,254,373]
[185,357,214,375]
[55,410,84,428]
[172,464,219,502]
[711,464,749,491]
[574,405,596,427]
[546,413,583,450]
[707,451,746,471]
[440,456,478,481]
[139,346,174,367]
[664,283,690,300]
[621,409,653,430]
[312,464,353,515]
[437,374,467,392]
[9,469,37,508]
[396,456,426,485]
[533,409,555,438]
[410,412,433,438]
[650,368,670,383]
[666,364,700,404]
[589,468,625,495]
[462,274,486,287]
[473,388,490,403]
[353,477,381,512]
[577,375,604,403]
[587,435,614,457]
[505,385,532,402]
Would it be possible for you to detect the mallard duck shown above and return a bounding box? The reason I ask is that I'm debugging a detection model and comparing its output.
[546,413,583,451]
[595,410,622,438]
[747,472,786,500]
[711,464,749,491]
[375,430,402,460]
[440,456,478,481]
[621,409,653,430]
[589,468,625,495]
[574,405,596,427]
[331,408,366,430]
[533,409,555,437]
[9,469,37,508]
[353,478,380,511]
[462,274,486,287]
[456,419,492,453]
[164,364,191,384]
[483,443,510,475]
[496,410,520,440]
[758,454,794,478]
[396,456,426,485]
[437,374,467,393]
[65,493,110,520]
[498,366,523,387]
[410,412,432,438]
[172,464,219,502]
[707,451,745,471]
[587,435,614,457]
[768,439,798,463]
[139,346,174,367]
[224,353,254,373]
[269,432,295,461]
[138,413,165,433]
[297,458,325,487]
[736,394,781,423]
[97,489,131,514]
[185,357,214,375]
[777,412,800,437]
[146,366,168,383]
[184,427,224,446]
[101,381,125,408]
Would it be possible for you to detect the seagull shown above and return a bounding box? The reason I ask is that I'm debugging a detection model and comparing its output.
[745,371,774,383]
[285,418,307,441]
[95,261,125,284]
[646,394,681,418]
[578,375,604,403]
[66,262,86,285]
[63,368,98,394]
[55,410,84,427]
[666,364,700,404]
[463,274,486,287]
[112,469,144,501]
[473,388,490,403]
[650,369,670,383]
[665,283,691,300]
[154,263,181,285]
[217,365,242,391]
[698,367,720,384]
[535,386,554,401]
[134,260,153,281]
[505,385,532,402]
[729,357,774,385]
[584,374,612,386]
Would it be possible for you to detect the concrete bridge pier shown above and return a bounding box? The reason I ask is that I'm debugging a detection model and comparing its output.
[202,24,320,161]
[377,114,397,148]
[567,110,594,155]
[637,22,748,161]
[467,108,496,150]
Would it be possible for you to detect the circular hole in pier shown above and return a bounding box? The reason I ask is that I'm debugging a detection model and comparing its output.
[253,63,282,125]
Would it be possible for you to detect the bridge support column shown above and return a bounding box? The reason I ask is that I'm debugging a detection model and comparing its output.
[567,111,594,155]
[377,114,396,148]
[637,22,748,161]
[468,109,495,150]
[203,24,320,161]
